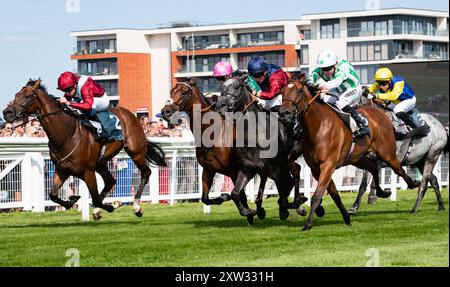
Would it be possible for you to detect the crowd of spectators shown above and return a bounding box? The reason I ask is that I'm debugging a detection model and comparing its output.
[140,112,192,139]
[0,118,46,138]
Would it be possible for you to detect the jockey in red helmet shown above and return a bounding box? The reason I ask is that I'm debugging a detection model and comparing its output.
[57,71,122,141]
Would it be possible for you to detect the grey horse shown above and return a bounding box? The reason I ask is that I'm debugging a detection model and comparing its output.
[349,112,448,214]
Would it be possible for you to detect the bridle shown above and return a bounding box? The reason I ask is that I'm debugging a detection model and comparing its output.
[9,86,63,124]
[282,81,321,119]
[171,82,216,113]
[222,80,258,114]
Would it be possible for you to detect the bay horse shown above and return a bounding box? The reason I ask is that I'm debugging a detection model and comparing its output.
[349,108,448,214]
[215,76,315,222]
[161,79,307,224]
[279,73,419,230]
[2,79,166,220]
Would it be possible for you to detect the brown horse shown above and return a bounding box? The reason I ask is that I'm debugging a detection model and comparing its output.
[161,79,307,224]
[279,74,419,230]
[2,79,166,220]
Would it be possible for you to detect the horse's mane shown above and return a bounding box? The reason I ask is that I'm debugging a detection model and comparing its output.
[289,72,321,96]
[27,79,48,93]
[27,79,65,109]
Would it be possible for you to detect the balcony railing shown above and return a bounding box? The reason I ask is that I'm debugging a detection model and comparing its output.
[178,41,230,51]
[348,26,449,38]
[236,38,284,47]
[73,47,117,55]
[78,68,118,76]
[177,65,214,74]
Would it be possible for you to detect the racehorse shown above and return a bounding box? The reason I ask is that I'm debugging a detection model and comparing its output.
[161,79,308,224]
[279,73,420,230]
[215,76,314,222]
[349,106,448,214]
[3,79,166,220]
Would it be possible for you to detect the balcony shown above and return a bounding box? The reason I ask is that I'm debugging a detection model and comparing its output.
[178,41,230,51]
[348,26,449,38]
[236,38,284,48]
[73,47,117,55]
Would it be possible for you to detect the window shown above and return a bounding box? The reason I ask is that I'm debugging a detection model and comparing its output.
[238,51,285,70]
[423,42,448,60]
[348,42,391,62]
[321,19,340,39]
[78,59,117,76]
[354,65,379,84]
[300,45,309,65]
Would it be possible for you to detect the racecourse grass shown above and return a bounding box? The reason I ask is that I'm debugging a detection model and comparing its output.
[0,189,448,267]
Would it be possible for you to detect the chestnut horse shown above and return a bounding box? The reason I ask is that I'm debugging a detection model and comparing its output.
[279,74,419,230]
[3,79,166,220]
[161,79,307,224]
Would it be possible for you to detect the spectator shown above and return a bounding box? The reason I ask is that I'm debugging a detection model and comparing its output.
[11,125,25,137]
[140,115,150,134]
[0,123,13,137]
[25,126,40,138]
[146,121,161,137]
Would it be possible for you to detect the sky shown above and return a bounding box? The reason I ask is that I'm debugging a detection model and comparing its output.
[0,0,448,113]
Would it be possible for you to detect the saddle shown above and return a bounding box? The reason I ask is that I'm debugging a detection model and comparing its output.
[377,105,429,140]
[62,107,115,141]
[324,103,358,134]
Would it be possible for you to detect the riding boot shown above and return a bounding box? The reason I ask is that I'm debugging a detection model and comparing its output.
[342,106,371,138]
[396,112,430,139]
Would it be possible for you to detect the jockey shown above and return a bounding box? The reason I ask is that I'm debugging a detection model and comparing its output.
[57,71,123,142]
[366,67,430,138]
[213,60,261,95]
[247,57,287,112]
[310,50,370,138]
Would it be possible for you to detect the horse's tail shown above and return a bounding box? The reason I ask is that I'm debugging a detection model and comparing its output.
[146,140,167,167]
[444,126,449,157]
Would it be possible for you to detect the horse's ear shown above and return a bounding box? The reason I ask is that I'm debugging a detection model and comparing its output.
[188,78,196,86]
[238,73,247,83]
[33,79,41,90]
[27,78,33,85]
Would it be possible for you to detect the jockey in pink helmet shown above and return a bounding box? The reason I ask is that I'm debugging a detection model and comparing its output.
[213,61,233,83]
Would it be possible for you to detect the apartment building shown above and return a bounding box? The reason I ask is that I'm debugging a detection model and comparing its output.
[70,8,449,120]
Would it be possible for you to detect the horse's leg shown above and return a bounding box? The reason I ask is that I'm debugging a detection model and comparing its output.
[411,156,441,213]
[255,176,267,220]
[127,153,151,217]
[348,169,370,214]
[230,169,257,218]
[49,168,80,209]
[429,172,445,211]
[302,162,335,230]
[82,171,114,218]
[287,162,308,210]
[367,172,378,204]
[96,163,117,202]
[328,180,351,226]
[353,157,391,199]
[200,169,230,205]
[376,151,419,189]
[271,167,295,221]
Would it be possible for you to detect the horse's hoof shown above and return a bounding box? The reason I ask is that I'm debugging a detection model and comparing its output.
[438,206,445,211]
[367,196,377,204]
[246,215,254,225]
[220,193,231,202]
[279,209,289,221]
[376,190,391,198]
[301,225,312,231]
[93,212,102,221]
[257,208,266,220]
[344,214,352,226]
[69,195,81,203]
[112,201,123,209]
[296,206,307,216]
[410,209,418,214]
[104,205,115,213]
[135,208,143,217]
[315,206,325,218]
[347,207,357,215]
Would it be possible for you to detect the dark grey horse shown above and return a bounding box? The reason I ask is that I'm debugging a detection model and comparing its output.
[349,111,448,214]
[215,76,323,222]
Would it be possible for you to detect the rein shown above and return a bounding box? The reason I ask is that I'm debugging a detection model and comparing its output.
[175,82,216,112]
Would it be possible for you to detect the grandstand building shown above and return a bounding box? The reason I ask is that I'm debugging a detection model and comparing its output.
[70,8,449,121]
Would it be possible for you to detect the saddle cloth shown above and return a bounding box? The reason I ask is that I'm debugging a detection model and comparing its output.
[325,103,358,134]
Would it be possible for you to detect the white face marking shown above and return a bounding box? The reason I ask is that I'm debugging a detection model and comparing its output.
[288,84,294,88]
